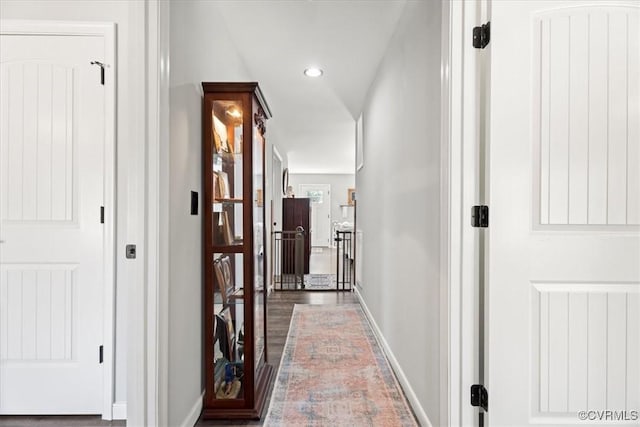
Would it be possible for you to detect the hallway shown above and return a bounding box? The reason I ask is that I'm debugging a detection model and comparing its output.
[3,0,638,425]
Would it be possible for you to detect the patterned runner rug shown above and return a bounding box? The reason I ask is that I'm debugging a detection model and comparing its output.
[264,304,418,426]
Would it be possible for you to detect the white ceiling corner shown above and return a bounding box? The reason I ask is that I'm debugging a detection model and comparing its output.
[215,0,406,174]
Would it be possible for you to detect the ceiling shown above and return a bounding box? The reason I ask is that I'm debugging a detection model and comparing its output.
[216,0,407,174]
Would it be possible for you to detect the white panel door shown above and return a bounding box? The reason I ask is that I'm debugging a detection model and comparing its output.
[0,34,105,414]
[488,2,640,426]
[299,184,331,247]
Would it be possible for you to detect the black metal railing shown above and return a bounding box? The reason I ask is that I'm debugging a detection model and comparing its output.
[272,228,305,290]
[335,231,354,290]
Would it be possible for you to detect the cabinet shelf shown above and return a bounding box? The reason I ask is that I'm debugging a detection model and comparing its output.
[213,288,245,305]
[214,198,243,204]
[211,244,244,253]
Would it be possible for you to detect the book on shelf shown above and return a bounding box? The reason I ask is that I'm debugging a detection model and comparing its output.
[213,211,235,245]
[213,171,230,199]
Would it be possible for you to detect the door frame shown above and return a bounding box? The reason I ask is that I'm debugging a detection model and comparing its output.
[298,183,332,247]
[441,0,486,425]
[141,1,483,425]
[0,20,116,420]
[270,146,283,289]
[139,1,171,426]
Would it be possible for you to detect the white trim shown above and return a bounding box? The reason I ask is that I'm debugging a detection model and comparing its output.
[441,1,471,425]
[112,402,127,420]
[440,2,453,426]
[531,281,640,293]
[0,20,118,421]
[145,1,170,426]
[126,1,149,425]
[102,22,117,423]
[446,0,489,425]
[355,288,432,427]
[0,20,115,36]
[146,0,160,424]
[124,1,170,425]
[179,393,204,427]
[157,0,171,423]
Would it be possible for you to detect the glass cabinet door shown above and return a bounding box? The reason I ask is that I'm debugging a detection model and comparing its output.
[210,98,246,402]
[211,252,245,400]
[211,100,244,248]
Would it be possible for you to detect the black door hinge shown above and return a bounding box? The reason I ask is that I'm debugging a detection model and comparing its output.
[90,61,105,85]
[100,206,105,224]
[471,205,489,228]
[471,384,488,411]
[99,345,104,364]
[473,22,490,49]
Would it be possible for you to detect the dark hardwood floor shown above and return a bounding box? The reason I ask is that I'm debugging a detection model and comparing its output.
[0,291,357,427]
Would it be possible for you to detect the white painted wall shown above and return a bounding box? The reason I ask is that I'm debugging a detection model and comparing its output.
[0,0,139,410]
[169,2,275,425]
[356,1,442,424]
[289,174,355,227]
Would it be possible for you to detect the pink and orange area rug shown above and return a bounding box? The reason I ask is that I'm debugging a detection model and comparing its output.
[264,304,418,426]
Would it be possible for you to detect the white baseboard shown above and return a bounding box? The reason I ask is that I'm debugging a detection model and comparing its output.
[180,392,204,427]
[112,401,127,420]
[355,288,433,427]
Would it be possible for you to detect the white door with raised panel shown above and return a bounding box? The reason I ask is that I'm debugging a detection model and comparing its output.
[488,2,640,425]
[0,33,105,414]
[299,184,331,247]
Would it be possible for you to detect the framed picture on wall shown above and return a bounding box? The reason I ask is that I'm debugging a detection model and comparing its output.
[347,188,356,206]
[256,189,263,207]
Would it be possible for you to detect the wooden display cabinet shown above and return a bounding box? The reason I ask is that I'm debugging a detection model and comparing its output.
[202,82,273,419]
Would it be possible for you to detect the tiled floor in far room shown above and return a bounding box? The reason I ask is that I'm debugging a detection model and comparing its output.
[309,246,337,275]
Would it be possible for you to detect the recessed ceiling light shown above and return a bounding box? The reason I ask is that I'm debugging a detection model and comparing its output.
[304,67,323,77]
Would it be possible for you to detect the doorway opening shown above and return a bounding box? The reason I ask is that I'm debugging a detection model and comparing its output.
[272,176,355,291]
